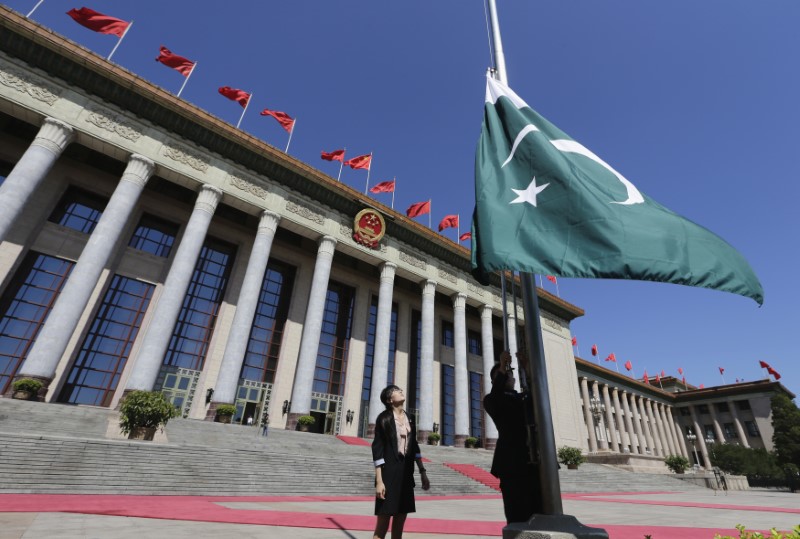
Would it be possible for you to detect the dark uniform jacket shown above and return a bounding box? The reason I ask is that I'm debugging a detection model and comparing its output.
[483,370,531,478]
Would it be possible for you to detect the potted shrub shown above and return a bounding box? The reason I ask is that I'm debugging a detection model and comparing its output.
[214,404,237,424]
[11,378,43,400]
[428,432,441,446]
[664,454,691,474]
[119,390,178,441]
[297,415,315,432]
[465,436,479,449]
[558,446,586,470]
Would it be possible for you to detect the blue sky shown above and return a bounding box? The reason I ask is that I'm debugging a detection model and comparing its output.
[8,1,798,398]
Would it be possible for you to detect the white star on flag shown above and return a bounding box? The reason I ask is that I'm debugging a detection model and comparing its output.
[510,177,549,207]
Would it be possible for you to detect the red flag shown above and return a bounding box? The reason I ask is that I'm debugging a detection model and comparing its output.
[260,109,295,132]
[591,344,598,356]
[678,367,684,375]
[682,376,686,385]
[605,353,616,363]
[699,384,705,389]
[344,154,371,170]
[661,370,666,377]
[459,232,472,242]
[406,201,431,218]
[155,46,194,76]
[370,180,396,194]
[321,149,345,162]
[643,370,650,384]
[624,360,633,371]
[438,214,459,232]
[656,374,661,384]
[546,275,557,284]
[758,360,771,369]
[766,367,781,380]
[718,367,725,375]
[66,7,130,37]
[218,86,250,107]
[571,336,577,346]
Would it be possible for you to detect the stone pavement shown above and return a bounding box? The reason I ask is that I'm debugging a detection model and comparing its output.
[0,489,798,539]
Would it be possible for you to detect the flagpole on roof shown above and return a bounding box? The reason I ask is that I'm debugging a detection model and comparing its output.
[391,177,395,209]
[236,92,252,129]
[364,153,373,194]
[176,61,196,98]
[457,213,460,240]
[285,119,296,153]
[338,149,345,182]
[107,20,132,61]
[428,199,432,229]
[26,0,45,17]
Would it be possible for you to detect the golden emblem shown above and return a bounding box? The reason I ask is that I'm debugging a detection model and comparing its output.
[353,209,385,249]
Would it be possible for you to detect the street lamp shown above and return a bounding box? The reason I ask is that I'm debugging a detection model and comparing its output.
[686,430,699,467]
[705,434,716,463]
[589,394,606,443]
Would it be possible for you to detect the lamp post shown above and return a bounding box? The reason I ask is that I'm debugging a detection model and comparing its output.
[589,394,606,443]
[686,430,699,467]
[705,434,716,464]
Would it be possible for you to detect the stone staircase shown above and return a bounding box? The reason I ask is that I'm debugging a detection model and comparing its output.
[0,398,704,496]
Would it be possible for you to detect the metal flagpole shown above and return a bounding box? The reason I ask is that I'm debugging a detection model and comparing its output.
[428,199,432,229]
[364,153,373,194]
[236,92,252,129]
[285,119,296,153]
[457,213,460,240]
[486,2,607,536]
[391,177,395,209]
[107,20,132,61]
[177,62,196,98]
[337,149,345,182]
[500,273,510,351]
[26,0,45,17]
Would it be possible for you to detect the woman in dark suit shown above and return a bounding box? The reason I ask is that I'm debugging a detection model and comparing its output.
[371,384,430,539]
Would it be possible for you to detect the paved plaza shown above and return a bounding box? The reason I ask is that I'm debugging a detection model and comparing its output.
[1,489,797,538]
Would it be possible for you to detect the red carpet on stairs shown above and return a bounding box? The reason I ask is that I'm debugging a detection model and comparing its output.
[335,435,371,446]
[444,463,501,491]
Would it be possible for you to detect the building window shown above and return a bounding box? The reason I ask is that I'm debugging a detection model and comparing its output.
[408,309,422,411]
[162,238,236,371]
[239,260,296,384]
[441,320,454,347]
[312,281,355,396]
[468,329,482,356]
[736,400,751,411]
[0,252,74,394]
[49,187,107,234]
[362,297,399,402]
[441,364,455,446]
[469,371,483,442]
[704,424,715,439]
[715,402,729,413]
[745,421,760,437]
[723,422,738,439]
[59,275,154,406]
[679,407,690,416]
[698,404,709,414]
[129,214,179,258]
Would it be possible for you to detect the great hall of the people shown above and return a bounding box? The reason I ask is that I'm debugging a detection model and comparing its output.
[0,8,793,472]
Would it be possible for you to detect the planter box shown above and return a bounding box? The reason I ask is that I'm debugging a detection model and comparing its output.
[128,427,156,441]
[12,390,33,400]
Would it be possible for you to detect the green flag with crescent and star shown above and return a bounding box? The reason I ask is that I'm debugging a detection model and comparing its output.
[471,76,764,305]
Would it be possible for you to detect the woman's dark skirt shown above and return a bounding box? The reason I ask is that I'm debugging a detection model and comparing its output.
[375,454,416,515]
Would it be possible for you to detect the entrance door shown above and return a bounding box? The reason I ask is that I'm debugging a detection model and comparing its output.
[310,392,343,435]
[158,367,201,417]
[234,380,272,426]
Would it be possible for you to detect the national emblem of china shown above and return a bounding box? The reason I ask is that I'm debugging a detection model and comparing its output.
[353,209,385,249]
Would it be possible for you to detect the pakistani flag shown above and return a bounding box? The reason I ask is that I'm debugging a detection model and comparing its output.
[471,76,764,305]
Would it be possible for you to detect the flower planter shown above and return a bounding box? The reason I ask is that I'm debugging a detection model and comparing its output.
[128,427,157,441]
[567,464,579,470]
[298,424,309,432]
[12,390,33,400]
[216,415,232,424]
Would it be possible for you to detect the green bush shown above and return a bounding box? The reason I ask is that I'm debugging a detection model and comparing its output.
[557,446,586,467]
[297,415,316,426]
[714,524,800,539]
[119,391,178,435]
[710,443,784,480]
[12,378,43,393]
[664,454,690,474]
[428,432,441,443]
[215,404,237,417]
[465,436,479,447]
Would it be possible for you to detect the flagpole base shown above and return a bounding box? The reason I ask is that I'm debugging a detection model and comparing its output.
[503,514,608,539]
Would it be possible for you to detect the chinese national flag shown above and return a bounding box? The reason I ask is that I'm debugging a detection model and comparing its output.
[699,384,705,389]
[678,367,684,375]
[260,109,295,132]
[767,367,781,380]
[605,353,616,363]
[682,376,686,385]
[370,180,396,194]
[406,201,431,218]
[656,374,661,384]
[571,336,577,346]
[218,86,251,107]
[438,214,458,232]
[67,7,130,37]
[546,275,557,284]
[661,370,666,377]
[591,344,598,356]
[459,232,472,242]
[643,370,650,384]
[758,360,771,369]
[344,154,372,170]
[719,367,725,375]
[156,46,194,76]
[321,149,345,162]
[624,360,633,371]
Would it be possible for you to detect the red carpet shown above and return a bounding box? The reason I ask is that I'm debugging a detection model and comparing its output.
[444,462,501,491]
[335,435,371,446]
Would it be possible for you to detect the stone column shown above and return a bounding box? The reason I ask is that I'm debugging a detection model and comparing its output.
[480,305,498,448]
[15,155,155,395]
[629,393,647,454]
[611,388,630,453]
[644,399,664,456]
[417,280,436,442]
[728,402,751,448]
[708,404,727,444]
[669,407,690,458]
[367,262,397,434]
[620,390,639,454]
[286,235,338,429]
[208,210,280,417]
[452,293,469,447]
[580,377,598,453]
[637,396,655,454]
[601,384,619,452]
[689,405,712,469]
[125,185,223,393]
[592,381,609,450]
[0,118,74,243]
[656,403,676,455]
